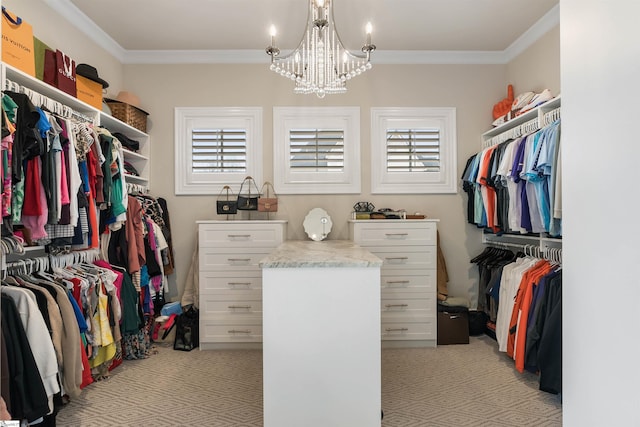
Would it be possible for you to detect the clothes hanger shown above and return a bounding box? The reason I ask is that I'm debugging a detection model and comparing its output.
[470,245,494,263]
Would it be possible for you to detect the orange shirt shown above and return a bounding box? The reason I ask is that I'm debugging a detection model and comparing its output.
[477,146,499,232]
[507,259,551,368]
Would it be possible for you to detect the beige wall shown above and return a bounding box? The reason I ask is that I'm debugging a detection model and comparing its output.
[507,25,561,97]
[124,62,506,306]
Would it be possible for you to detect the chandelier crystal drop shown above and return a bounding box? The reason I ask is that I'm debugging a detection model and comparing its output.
[266,0,375,98]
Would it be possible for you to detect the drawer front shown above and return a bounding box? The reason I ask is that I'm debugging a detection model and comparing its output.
[352,222,437,246]
[199,224,284,248]
[380,269,436,292]
[199,270,262,293]
[381,293,435,318]
[199,248,269,271]
[368,247,436,269]
[381,319,436,341]
[200,293,263,317]
[200,318,263,343]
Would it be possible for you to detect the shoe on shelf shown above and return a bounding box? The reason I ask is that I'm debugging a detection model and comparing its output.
[519,89,554,114]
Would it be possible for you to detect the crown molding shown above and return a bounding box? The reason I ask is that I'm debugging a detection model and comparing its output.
[48,0,559,66]
[503,4,560,62]
[43,0,126,62]
[122,49,510,65]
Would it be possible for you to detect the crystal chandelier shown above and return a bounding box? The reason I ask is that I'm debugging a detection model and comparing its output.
[266,0,375,98]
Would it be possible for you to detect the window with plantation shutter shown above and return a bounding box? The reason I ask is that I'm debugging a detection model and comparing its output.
[289,128,344,171]
[175,107,262,195]
[386,128,440,172]
[191,128,247,173]
[371,107,457,194]
[274,107,360,194]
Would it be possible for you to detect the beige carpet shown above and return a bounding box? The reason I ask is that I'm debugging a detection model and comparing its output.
[56,335,561,426]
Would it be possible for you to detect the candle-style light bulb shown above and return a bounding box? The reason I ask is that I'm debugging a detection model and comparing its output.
[316,0,326,21]
[365,22,372,46]
[342,51,348,74]
[270,25,277,47]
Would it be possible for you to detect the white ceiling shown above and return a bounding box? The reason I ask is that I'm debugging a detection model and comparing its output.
[50,0,559,64]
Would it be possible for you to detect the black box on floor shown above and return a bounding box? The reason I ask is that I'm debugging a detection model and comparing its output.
[437,304,470,345]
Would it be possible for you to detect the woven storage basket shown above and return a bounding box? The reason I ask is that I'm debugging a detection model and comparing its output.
[107,102,147,132]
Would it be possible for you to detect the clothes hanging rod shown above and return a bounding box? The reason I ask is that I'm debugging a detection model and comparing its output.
[4,78,96,124]
[126,182,148,194]
[484,107,561,148]
[4,248,100,275]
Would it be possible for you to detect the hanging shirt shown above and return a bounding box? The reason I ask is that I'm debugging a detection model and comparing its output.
[21,157,49,241]
[1,286,60,411]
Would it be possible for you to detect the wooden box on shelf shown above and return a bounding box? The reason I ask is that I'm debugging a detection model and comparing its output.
[106,102,147,132]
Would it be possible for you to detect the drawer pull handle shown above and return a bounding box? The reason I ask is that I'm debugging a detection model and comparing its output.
[385,233,408,237]
[228,234,251,238]
[385,257,408,262]
[385,327,409,332]
[228,305,252,310]
[385,303,409,308]
[228,258,251,262]
[228,282,251,287]
[228,329,252,334]
[386,280,410,285]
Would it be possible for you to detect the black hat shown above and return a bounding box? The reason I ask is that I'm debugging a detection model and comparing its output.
[76,63,109,89]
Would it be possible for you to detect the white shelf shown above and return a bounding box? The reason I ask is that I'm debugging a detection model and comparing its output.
[122,149,148,161]
[100,112,148,138]
[4,64,99,118]
[482,96,561,146]
[123,174,149,184]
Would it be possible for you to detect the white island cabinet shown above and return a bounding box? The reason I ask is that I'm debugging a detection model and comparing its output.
[260,240,382,427]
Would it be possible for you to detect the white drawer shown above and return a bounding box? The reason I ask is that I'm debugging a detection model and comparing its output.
[200,318,263,343]
[380,269,436,291]
[199,248,269,271]
[368,246,436,269]
[381,294,435,317]
[351,222,436,246]
[199,223,284,248]
[200,293,262,317]
[381,319,436,341]
[199,270,262,293]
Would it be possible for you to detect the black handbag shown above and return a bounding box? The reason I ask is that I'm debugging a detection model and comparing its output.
[237,176,260,211]
[216,185,237,215]
[173,306,199,351]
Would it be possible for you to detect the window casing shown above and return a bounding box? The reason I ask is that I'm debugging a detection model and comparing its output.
[175,107,262,195]
[371,107,457,194]
[273,107,361,194]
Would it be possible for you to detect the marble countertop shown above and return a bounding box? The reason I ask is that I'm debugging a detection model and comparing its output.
[259,240,383,268]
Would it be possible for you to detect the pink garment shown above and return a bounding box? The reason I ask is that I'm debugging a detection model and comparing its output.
[94,260,124,302]
[60,147,70,205]
[21,157,41,216]
[21,157,49,240]
[1,134,13,217]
